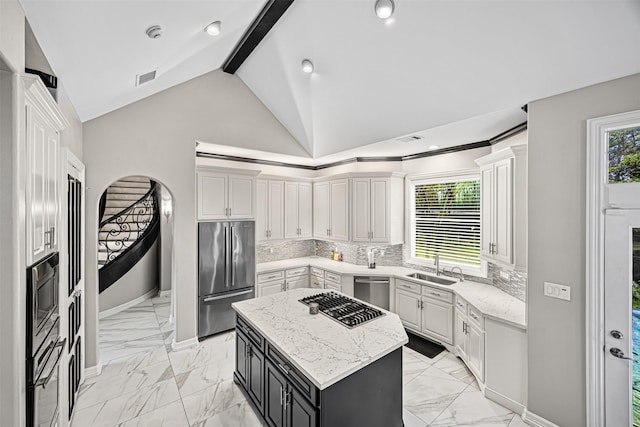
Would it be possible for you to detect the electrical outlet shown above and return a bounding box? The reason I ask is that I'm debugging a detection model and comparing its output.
[544,282,571,301]
[499,271,510,280]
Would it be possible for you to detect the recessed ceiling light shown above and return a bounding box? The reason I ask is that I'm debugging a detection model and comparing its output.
[374,0,395,20]
[205,21,222,36]
[429,145,440,150]
[301,59,314,74]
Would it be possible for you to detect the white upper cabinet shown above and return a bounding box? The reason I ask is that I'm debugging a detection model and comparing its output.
[256,180,284,241]
[313,179,349,241]
[197,168,258,221]
[352,174,404,244]
[23,75,69,265]
[284,181,312,239]
[312,181,330,239]
[475,145,527,271]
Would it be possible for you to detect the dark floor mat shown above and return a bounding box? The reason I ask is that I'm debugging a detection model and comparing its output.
[404,330,445,359]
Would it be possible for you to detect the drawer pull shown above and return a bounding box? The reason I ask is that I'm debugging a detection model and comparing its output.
[430,292,441,297]
[470,313,479,320]
[278,363,290,375]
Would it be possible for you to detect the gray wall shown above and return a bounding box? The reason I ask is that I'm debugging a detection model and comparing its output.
[527,72,640,426]
[83,68,304,368]
[99,240,159,312]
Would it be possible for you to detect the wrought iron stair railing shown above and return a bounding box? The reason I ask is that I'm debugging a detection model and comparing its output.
[98,181,160,293]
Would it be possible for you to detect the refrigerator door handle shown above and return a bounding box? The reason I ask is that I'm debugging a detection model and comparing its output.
[203,288,253,303]
[224,226,229,288]
[230,226,235,287]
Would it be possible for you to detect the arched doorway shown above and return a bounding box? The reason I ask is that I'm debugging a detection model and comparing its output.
[95,175,176,364]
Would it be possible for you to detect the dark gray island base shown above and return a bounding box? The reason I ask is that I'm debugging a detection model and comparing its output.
[234,314,404,427]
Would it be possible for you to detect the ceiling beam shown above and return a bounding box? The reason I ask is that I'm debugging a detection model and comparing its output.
[222,0,295,74]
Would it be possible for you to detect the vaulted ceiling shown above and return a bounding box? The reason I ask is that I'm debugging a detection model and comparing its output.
[20,0,640,160]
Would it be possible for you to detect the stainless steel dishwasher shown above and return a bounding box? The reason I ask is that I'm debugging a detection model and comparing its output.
[354,276,390,310]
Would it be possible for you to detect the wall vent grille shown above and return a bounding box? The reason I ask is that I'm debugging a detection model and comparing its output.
[136,70,156,86]
[397,135,424,142]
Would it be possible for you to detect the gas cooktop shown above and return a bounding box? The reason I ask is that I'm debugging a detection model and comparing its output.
[299,292,385,328]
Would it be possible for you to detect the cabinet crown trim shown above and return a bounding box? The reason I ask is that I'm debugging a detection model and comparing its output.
[196,166,261,176]
[258,174,314,182]
[314,171,405,182]
[474,144,527,166]
[22,74,70,130]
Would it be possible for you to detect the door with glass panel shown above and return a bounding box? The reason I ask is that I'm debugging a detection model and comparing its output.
[604,125,640,426]
[605,210,640,426]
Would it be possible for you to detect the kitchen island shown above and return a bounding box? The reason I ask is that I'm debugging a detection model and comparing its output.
[232,288,408,427]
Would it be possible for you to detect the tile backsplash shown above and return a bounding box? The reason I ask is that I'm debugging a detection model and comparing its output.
[256,240,526,302]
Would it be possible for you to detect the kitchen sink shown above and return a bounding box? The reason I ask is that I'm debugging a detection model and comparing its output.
[406,272,456,286]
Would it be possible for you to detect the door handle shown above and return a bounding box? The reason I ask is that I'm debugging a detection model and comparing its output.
[611,330,623,339]
[610,347,633,360]
[203,288,252,302]
[230,226,234,287]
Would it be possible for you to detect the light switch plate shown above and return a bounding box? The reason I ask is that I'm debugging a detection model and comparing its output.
[499,271,510,280]
[544,282,571,301]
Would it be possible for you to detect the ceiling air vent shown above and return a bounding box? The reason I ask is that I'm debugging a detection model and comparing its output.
[396,135,424,143]
[136,70,156,86]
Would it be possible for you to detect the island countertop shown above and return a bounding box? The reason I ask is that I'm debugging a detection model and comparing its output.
[232,288,408,390]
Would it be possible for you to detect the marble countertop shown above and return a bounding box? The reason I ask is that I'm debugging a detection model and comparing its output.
[257,257,526,330]
[232,288,408,390]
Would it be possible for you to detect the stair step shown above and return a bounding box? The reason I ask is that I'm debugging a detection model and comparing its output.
[100,220,153,231]
[103,206,152,215]
[105,200,137,208]
[116,176,151,183]
[108,180,150,188]
[104,193,149,201]
[98,230,142,240]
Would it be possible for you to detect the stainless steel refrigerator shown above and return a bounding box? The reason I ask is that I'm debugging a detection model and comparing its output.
[198,221,255,338]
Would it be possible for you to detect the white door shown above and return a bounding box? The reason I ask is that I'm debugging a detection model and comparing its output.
[370,178,389,242]
[604,209,640,427]
[479,165,494,258]
[421,297,453,345]
[197,172,228,220]
[492,158,513,264]
[284,182,300,239]
[228,175,254,219]
[313,182,330,238]
[330,179,349,241]
[256,180,269,241]
[298,183,313,238]
[352,178,371,242]
[395,290,421,330]
[268,181,284,240]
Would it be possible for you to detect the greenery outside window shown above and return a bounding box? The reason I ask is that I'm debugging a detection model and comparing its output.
[409,172,486,277]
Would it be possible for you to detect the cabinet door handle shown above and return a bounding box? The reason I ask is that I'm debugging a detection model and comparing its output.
[416,299,420,309]
[280,385,284,406]
[44,230,52,248]
[277,363,290,375]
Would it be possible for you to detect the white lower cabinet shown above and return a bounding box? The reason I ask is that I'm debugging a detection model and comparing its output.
[454,296,485,382]
[395,289,421,330]
[261,280,285,297]
[394,280,453,345]
[257,268,310,296]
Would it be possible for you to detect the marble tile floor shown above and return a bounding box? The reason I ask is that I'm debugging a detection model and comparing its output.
[73,297,526,427]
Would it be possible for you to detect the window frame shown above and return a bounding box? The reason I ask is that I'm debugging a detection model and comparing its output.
[406,169,487,278]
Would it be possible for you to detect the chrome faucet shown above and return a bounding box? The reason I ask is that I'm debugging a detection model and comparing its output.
[450,266,464,282]
[434,253,440,276]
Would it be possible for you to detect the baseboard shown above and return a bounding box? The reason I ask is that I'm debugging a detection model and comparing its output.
[522,409,561,427]
[159,289,172,298]
[84,363,103,379]
[484,386,525,415]
[171,336,199,352]
[99,289,157,319]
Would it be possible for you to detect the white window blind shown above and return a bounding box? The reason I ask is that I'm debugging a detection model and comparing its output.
[413,178,481,267]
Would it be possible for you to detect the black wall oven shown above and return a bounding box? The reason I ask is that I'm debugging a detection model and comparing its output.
[26,252,66,427]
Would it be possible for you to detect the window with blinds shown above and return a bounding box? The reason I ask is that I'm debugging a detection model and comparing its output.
[412,177,481,268]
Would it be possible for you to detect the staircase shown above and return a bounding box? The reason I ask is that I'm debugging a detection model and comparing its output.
[98,176,160,293]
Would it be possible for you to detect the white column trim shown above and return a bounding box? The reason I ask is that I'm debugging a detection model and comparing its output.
[586,109,640,427]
